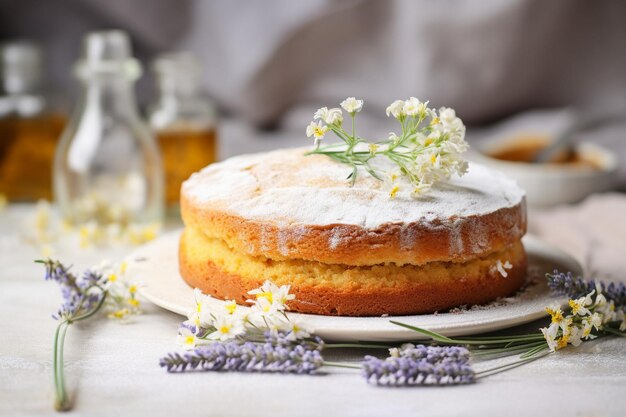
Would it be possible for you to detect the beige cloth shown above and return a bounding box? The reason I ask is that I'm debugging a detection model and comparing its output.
[529,193,626,282]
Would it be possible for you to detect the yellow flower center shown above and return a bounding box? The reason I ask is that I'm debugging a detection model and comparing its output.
[108,274,118,283]
[256,292,273,303]
[546,307,564,324]
[314,127,326,138]
[424,138,433,146]
[219,325,231,334]
[389,185,400,199]
[185,335,195,345]
[128,298,140,308]
[225,303,237,314]
[129,285,137,294]
[569,299,581,315]
[430,154,437,165]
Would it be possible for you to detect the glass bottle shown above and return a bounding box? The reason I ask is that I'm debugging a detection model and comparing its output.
[148,52,217,211]
[0,41,66,201]
[54,30,163,227]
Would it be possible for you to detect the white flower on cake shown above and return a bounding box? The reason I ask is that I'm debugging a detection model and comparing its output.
[385,99,406,119]
[402,97,428,118]
[306,97,470,197]
[306,121,329,142]
[313,107,343,125]
[340,97,364,114]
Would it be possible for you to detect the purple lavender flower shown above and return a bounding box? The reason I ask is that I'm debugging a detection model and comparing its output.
[159,341,324,374]
[394,344,470,362]
[39,259,107,321]
[362,355,475,386]
[40,259,79,290]
[547,270,626,307]
[263,330,324,350]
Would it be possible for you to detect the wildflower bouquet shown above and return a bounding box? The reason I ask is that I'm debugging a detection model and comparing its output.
[40,259,141,411]
[305,97,469,196]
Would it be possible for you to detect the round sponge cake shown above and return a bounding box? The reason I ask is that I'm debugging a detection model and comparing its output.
[180,147,527,316]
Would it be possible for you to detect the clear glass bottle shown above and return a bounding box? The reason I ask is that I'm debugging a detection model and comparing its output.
[148,52,217,211]
[0,41,66,201]
[54,30,163,227]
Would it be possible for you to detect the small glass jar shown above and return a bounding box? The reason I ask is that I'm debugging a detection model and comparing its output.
[54,31,163,227]
[0,41,66,201]
[148,52,217,212]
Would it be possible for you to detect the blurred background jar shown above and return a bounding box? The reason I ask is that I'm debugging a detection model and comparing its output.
[0,41,66,201]
[148,52,217,213]
[54,30,163,227]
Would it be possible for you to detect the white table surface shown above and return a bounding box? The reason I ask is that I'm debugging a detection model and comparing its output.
[1,203,625,417]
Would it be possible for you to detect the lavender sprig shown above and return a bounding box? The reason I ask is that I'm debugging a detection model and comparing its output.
[38,259,109,411]
[547,270,626,307]
[362,353,475,386]
[160,341,324,374]
[391,343,470,362]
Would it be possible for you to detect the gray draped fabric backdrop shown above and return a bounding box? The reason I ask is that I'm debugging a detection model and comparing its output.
[1,0,625,184]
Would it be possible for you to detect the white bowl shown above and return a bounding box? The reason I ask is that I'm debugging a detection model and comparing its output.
[470,140,618,208]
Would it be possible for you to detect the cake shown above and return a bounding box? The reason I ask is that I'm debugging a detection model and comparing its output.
[179,147,527,316]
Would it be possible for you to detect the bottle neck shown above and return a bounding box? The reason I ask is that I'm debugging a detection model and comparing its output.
[79,75,140,117]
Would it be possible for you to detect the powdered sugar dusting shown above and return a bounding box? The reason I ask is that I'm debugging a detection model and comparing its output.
[182,147,524,230]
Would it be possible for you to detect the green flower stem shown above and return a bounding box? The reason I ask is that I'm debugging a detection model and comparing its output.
[52,288,108,412]
[323,361,361,370]
[603,327,626,337]
[475,351,549,379]
[53,321,70,411]
[324,343,394,349]
[389,321,545,346]
[471,341,546,358]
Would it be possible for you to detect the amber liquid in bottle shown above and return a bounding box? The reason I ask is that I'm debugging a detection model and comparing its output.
[156,126,217,205]
[0,113,66,200]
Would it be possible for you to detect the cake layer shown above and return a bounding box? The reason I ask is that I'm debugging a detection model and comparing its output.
[181,148,527,266]
[179,226,527,316]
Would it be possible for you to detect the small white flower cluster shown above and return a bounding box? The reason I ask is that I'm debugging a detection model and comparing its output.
[21,199,160,255]
[92,260,142,321]
[541,290,626,352]
[176,280,310,350]
[306,96,469,197]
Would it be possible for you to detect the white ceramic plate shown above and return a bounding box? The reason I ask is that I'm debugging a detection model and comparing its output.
[127,231,581,342]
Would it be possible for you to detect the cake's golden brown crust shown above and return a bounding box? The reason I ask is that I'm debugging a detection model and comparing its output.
[181,195,526,267]
[179,227,527,316]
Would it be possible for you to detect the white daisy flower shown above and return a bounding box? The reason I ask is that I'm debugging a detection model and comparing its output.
[385,100,406,119]
[541,323,559,352]
[340,97,364,114]
[313,107,343,125]
[208,315,245,341]
[176,327,197,350]
[285,320,311,341]
[403,97,428,117]
[306,121,329,140]
[187,288,213,328]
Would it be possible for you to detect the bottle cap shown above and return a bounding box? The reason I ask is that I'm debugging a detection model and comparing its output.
[0,41,42,94]
[75,30,141,79]
[152,52,202,95]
